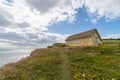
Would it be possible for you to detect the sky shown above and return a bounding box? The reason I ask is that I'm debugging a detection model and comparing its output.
[0,0,120,52]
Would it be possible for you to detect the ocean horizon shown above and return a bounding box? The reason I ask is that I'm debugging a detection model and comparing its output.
[0,51,31,67]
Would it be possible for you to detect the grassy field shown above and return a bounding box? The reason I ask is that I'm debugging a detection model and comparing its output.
[0,39,120,80]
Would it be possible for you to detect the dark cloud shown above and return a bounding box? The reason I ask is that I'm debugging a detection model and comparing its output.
[16,22,31,28]
[0,0,70,48]
[27,0,59,13]
[0,9,13,27]
[0,30,66,47]
[26,33,38,39]
[10,36,56,47]
[6,0,14,3]
[11,42,35,46]
[0,13,11,26]
[0,32,25,41]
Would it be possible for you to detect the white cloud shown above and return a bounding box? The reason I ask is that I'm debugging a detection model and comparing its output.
[0,0,120,50]
[103,34,120,39]
[83,0,120,23]
[1,0,79,49]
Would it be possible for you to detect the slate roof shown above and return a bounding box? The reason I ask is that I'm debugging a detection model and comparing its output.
[65,29,102,41]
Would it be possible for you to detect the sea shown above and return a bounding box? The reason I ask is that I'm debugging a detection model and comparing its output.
[0,51,31,67]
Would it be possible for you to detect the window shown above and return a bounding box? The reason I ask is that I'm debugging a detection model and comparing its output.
[84,38,88,43]
[96,37,99,43]
[72,39,80,44]
[92,37,99,43]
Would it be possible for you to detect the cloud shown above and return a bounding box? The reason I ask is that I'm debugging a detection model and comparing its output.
[0,31,68,48]
[0,32,25,41]
[82,0,120,23]
[0,10,12,26]
[0,0,120,50]
[16,22,31,28]
[0,0,81,49]
[26,0,59,13]
[6,0,14,3]
[102,34,120,39]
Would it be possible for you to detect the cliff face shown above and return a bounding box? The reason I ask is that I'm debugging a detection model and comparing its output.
[30,48,46,56]
[0,42,120,80]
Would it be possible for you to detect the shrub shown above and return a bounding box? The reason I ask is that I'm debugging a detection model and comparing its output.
[53,43,66,47]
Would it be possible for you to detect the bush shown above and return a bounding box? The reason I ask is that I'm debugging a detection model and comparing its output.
[53,43,66,47]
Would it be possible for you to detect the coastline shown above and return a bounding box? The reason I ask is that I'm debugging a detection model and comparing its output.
[0,52,30,69]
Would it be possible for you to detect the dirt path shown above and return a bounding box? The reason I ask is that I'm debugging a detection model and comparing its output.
[60,52,70,80]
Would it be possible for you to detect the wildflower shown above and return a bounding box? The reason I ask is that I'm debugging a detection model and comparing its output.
[82,74,85,77]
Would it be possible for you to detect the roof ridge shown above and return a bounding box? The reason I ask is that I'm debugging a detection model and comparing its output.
[66,28,98,41]
[69,28,96,37]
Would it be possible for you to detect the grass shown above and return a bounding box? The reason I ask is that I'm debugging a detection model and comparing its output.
[68,51,120,80]
[0,39,120,80]
[0,51,63,80]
